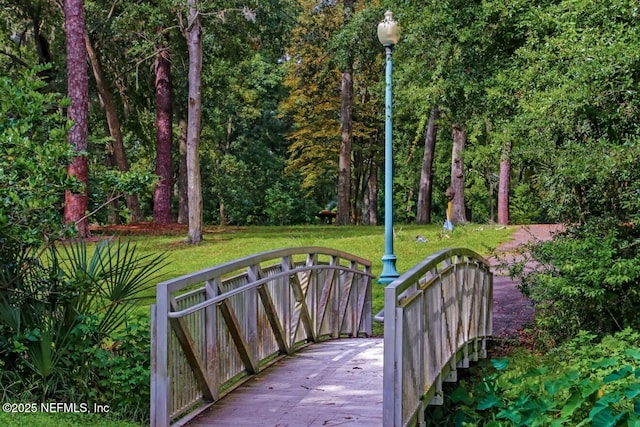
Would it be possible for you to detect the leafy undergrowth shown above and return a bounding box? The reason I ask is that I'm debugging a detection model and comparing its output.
[489,329,539,359]
[426,329,640,426]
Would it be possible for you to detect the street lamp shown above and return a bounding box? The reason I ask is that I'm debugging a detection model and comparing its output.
[377,10,400,284]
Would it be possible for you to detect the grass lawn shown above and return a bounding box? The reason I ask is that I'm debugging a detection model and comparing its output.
[0,412,142,427]
[107,223,515,332]
[127,222,515,334]
[136,223,514,282]
[1,223,516,427]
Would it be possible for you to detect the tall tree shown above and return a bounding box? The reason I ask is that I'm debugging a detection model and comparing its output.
[177,117,189,224]
[364,157,377,225]
[85,33,143,223]
[63,0,89,237]
[280,0,342,206]
[450,123,467,224]
[336,0,355,225]
[153,38,174,224]
[497,140,510,224]
[185,0,203,243]
[416,107,439,224]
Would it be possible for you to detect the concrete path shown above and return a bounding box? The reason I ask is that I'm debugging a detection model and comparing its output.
[188,338,384,426]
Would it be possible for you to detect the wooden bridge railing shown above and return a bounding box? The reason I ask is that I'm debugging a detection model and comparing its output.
[150,247,373,427]
[380,248,493,427]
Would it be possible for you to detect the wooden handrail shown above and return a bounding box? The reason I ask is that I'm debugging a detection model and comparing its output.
[382,247,493,427]
[168,264,375,319]
[151,247,373,427]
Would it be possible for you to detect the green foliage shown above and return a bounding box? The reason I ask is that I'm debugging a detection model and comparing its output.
[509,183,543,225]
[0,240,166,422]
[264,182,295,226]
[0,411,141,427]
[537,139,640,224]
[512,220,640,346]
[88,161,158,225]
[79,319,152,423]
[428,329,640,426]
[0,67,74,252]
[263,180,317,226]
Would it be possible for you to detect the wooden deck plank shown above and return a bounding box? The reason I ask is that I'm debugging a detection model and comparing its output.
[188,338,384,427]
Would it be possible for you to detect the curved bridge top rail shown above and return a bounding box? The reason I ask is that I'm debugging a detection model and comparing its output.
[382,247,493,427]
[150,247,373,427]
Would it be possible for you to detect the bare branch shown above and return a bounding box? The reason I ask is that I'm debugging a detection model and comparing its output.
[0,50,29,67]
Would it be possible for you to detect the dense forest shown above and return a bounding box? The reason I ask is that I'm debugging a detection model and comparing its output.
[2,2,640,424]
[2,0,639,238]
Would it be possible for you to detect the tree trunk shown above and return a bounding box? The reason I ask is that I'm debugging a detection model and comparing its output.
[367,159,378,225]
[104,150,120,224]
[85,33,143,222]
[337,69,353,225]
[416,107,439,224]
[185,0,203,243]
[351,149,364,224]
[450,123,467,224]
[177,118,189,224]
[336,0,355,226]
[219,201,227,227]
[153,41,174,224]
[63,0,89,238]
[498,140,511,225]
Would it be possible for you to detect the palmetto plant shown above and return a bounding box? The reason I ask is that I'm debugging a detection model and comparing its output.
[53,239,166,340]
[0,239,167,401]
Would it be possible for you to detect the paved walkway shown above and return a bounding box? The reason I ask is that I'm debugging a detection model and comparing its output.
[489,224,563,339]
[187,225,560,426]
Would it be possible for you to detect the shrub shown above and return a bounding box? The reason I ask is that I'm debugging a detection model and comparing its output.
[428,329,640,426]
[77,318,152,423]
[510,219,640,346]
[509,183,544,225]
[0,240,165,422]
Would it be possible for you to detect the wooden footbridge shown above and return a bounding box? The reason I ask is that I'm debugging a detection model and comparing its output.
[151,246,493,427]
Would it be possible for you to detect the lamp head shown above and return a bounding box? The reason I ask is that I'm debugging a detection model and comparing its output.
[377,10,400,46]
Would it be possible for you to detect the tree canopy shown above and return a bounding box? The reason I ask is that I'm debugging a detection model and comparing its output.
[1,0,638,231]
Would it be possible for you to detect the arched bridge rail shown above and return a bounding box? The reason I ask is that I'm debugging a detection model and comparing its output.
[381,247,493,427]
[150,247,373,427]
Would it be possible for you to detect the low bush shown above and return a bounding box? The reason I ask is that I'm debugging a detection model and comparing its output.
[0,241,164,423]
[78,318,152,423]
[510,219,640,346]
[427,329,640,426]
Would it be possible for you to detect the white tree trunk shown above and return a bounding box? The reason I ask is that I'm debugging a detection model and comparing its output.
[186,1,203,243]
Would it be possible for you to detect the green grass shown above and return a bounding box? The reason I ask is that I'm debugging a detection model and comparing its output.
[122,223,515,331]
[1,223,515,427]
[0,412,142,427]
[132,223,514,282]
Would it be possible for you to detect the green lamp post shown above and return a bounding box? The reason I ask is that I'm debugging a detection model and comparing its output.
[377,10,401,284]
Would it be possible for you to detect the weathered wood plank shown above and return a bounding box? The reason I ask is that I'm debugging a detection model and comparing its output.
[217,299,260,375]
[256,284,290,354]
[168,298,216,402]
[188,339,384,427]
